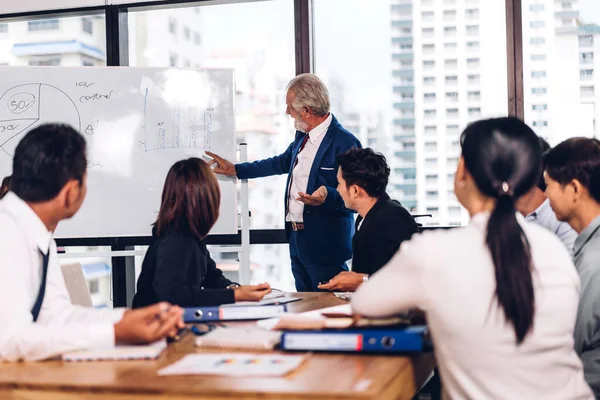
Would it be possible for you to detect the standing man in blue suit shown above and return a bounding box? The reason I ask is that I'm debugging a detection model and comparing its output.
[207,73,362,291]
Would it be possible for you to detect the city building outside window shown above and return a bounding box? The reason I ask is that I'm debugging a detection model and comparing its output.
[28,19,59,32]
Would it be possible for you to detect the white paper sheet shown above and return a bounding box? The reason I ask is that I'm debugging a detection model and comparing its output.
[158,353,306,377]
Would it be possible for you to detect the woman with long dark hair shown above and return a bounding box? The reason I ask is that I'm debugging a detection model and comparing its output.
[352,118,592,398]
[133,158,271,308]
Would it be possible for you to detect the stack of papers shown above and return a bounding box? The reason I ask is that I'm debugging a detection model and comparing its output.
[257,304,352,330]
[195,327,282,350]
[256,304,409,331]
[158,353,306,377]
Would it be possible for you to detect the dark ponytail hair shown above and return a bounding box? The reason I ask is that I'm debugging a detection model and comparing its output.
[460,117,542,344]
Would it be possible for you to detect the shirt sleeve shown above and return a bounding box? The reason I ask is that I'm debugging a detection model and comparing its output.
[556,222,578,255]
[352,236,427,317]
[0,230,117,362]
[574,252,600,355]
[235,140,295,179]
[202,243,234,288]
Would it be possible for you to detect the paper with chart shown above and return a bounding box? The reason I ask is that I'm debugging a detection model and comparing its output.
[158,353,307,377]
[0,67,237,238]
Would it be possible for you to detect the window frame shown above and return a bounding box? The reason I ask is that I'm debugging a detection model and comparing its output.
[0,0,525,240]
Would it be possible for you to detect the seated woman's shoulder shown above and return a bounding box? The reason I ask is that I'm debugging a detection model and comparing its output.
[523,222,573,262]
[157,230,200,249]
[400,224,473,253]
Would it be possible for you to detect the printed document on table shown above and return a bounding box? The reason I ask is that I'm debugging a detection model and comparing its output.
[158,353,306,377]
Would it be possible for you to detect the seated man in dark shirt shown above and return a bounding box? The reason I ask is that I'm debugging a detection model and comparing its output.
[318,148,419,292]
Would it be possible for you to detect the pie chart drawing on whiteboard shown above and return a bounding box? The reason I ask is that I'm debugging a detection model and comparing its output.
[0,83,81,157]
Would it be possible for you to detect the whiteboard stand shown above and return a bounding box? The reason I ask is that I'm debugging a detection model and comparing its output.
[239,143,251,285]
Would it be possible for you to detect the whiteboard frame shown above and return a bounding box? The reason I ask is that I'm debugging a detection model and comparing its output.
[0,66,238,238]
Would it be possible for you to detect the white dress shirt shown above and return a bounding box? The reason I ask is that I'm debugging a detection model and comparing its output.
[0,192,124,362]
[353,213,593,400]
[286,113,332,222]
[526,198,578,254]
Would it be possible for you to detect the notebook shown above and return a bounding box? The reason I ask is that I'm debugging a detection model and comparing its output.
[62,340,167,362]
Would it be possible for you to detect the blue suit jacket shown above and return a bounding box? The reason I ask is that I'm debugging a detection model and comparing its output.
[235,115,362,267]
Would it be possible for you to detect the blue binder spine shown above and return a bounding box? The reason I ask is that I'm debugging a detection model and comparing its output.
[183,304,288,322]
[183,306,221,322]
[281,326,427,353]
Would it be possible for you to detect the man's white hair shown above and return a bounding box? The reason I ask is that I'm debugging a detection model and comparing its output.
[287,73,331,117]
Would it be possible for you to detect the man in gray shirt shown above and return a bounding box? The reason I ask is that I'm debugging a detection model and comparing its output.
[544,137,600,396]
[517,137,577,254]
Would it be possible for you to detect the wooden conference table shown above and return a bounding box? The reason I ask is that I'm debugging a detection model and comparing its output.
[0,293,435,400]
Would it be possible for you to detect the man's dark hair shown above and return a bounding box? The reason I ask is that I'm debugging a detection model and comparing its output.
[536,137,551,191]
[10,124,87,202]
[543,137,600,203]
[337,148,390,198]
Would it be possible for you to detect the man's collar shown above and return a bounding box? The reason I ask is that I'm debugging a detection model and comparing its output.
[527,198,550,220]
[307,113,332,143]
[1,192,52,253]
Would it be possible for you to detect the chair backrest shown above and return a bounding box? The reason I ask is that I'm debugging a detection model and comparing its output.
[60,262,93,307]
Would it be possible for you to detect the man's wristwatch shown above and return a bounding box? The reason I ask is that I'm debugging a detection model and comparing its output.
[226,283,240,289]
[362,274,369,284]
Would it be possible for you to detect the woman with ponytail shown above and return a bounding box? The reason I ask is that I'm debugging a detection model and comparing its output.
[353,117,592,399]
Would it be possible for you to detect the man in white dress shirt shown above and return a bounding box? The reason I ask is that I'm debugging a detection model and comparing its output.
[517,136,577,253]
[0,124,184,362]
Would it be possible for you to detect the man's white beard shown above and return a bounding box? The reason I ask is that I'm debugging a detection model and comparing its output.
[294,118,310,133]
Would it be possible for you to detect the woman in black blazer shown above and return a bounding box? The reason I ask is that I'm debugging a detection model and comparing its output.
[132,158,271,308]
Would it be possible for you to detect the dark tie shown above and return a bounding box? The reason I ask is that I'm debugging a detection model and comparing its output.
[286,134,310,214]
[31,249,50,322]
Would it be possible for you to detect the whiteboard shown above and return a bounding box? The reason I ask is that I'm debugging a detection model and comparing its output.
[0,67,237,238]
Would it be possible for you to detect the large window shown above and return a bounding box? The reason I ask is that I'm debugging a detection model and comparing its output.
[58,246,114,308]
[315,0,507,226]
[128,0,295,289]
[522,0,600,144]
[2,0,579,298]
[128,1,295,221]
[0,14,106,67]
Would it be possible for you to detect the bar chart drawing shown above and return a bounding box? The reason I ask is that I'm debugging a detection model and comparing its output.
[143,106,213,152]
[204,113,211,151]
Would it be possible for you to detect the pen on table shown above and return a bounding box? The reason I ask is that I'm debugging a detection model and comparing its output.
[168,327,189,343]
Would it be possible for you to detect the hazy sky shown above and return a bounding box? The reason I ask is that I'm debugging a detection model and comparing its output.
[581,0,600,24]
[198,0,391,113]
[196,0,599,116]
